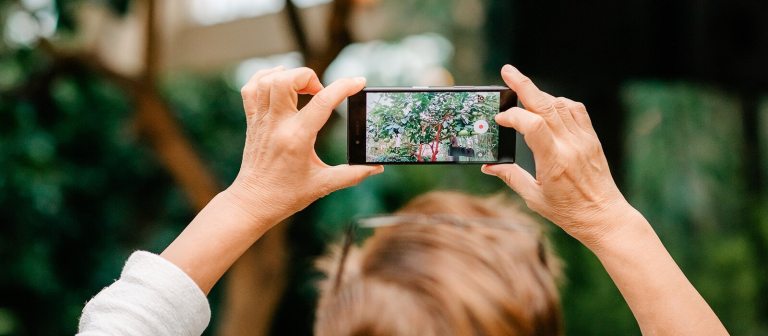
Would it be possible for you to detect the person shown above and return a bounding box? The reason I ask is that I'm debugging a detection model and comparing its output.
[77,65,729,335]
[314,190,563,335]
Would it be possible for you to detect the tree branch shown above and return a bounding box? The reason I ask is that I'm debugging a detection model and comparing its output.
[39,6,220,212]
[284,0,313,60]
[310,0,354,76]
[142,0,159,84]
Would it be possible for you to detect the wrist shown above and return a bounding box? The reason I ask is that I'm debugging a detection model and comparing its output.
[581,204,654,255]
[160,190,277,293]
[223,177,293,227]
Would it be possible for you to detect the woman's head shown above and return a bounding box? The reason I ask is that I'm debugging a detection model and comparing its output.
[315,191,563,336]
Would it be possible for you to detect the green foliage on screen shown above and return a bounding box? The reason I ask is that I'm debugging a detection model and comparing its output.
[365,91,499,162]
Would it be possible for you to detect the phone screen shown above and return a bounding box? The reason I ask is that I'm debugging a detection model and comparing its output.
[364,91,502,163]
[348,87,516,165]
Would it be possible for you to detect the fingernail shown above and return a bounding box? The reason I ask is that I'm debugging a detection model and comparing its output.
[502,64,514,74]
[368,165,384,176]
[353,77,367,85]
[481,164,493,175]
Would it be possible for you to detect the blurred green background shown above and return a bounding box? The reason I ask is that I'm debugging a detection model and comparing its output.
[1,0,767,335]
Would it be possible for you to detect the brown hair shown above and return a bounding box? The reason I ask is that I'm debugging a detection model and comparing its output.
[315,191,563,336]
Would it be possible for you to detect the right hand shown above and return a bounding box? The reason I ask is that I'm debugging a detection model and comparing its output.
[227,67,384,227]
[482,65,634,246]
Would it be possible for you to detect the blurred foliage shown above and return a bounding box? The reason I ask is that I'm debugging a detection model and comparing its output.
[55,0,132,32]
[0,49,245,334]
[623,82,768,335]
[0,48,181,334]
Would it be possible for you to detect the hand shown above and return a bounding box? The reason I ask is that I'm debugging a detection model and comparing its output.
[226,67,384,226]
[482,65,632,246]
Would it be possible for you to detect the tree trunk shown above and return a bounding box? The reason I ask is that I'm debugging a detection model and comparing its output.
[431,123,443,162]
[217,222,289,336]
[134,89,219,209]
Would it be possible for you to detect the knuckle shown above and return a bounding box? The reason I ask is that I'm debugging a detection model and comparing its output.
[503,170,516,185]
[254,67,273,78]
[571,101,587,114]
[257,76,274,89]
[297,66,314,75]
[534,96,554,112]
[548,160,567,180]
[240,85,254,100]
[530,115,547,132]
[243,69,267,88]
[553,97,569,110]
[587,141,603,156]
[519,75,534,86]
[274,75,292,89]
[310,94,332,111]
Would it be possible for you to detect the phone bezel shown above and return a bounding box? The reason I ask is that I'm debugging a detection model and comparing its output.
[348,86,517,165]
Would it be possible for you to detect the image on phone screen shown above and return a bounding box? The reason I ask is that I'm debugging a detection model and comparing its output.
[365,91,501,163]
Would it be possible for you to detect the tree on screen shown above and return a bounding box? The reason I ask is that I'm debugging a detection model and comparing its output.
[367,92,498,162]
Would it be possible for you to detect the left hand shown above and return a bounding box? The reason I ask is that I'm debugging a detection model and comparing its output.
[482,65,630,246]
[225,67,384,226]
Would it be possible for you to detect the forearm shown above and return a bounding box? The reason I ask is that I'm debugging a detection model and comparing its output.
[161,189,275,294]
[588,209,728,335]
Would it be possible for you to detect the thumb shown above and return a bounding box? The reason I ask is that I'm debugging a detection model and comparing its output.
[300,77,366,133]
[482,164,540,199]
[321,164,384,193]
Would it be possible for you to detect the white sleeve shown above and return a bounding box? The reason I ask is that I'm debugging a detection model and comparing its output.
[77,251,211,336]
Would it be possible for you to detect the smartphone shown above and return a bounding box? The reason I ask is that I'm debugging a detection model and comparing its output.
[348,86,516,164]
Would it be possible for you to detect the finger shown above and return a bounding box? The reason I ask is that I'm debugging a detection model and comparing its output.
[298,75,324,95]
[561,97,597,136]
[241,66,284,117]
[300,77,366,133]
[256,71,281,118]
[500,65,567,134]
[496,107,556,159]
[272,67,324,98]
[553,97,580,135]
[320,164,384,194]
[481,163,541,200]
[501,65,554,110]
[267,67,324,117]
